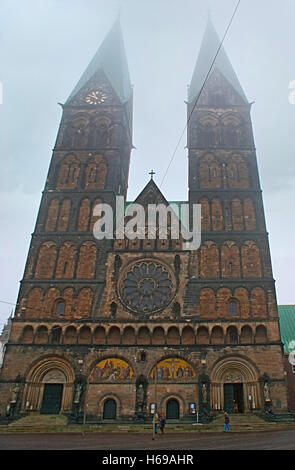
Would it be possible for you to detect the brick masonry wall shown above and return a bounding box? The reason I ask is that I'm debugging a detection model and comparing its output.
[0,342,288,416]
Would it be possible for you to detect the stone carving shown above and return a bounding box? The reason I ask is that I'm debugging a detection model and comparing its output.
[201,383,208,403]
[136,384,145,412]
[74,383,83,404]
[263,382,271,402]
[10,383,20,403]
[42,370,67,384]
[224,372,243,383]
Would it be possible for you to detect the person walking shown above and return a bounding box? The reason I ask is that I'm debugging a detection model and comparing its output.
[159,413,166,434]
[152,412,159,439]
[223,412,230,432]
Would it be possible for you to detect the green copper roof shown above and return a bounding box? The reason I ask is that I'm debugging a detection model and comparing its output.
[278,305,295,354]
[66,20,132,104]
[188,18,248,104]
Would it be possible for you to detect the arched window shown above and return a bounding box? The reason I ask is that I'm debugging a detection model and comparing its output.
[221,241,241,278]
[200,241,219,278]
[199,154,221,189]
[52,299,65,316]
[77,198,91,231]
[75,288,93,318]
[62,115,89,148]
[85,155,107,189]
[56,199,71,232]
[200,197,211,231]
[76,242,96,278]
[91,116,111,147]
[229,300,238,316]
[211,198,223,231]
[242,241,262,278]
[26,288,44,319]
[55,242,76,278]
[56,301,65,316]
[227,155,249,189]
[45,199,59,232]
[35,242,57,279]
[200,288,216,317]
[103,399,117,420]
[57,155,80,189]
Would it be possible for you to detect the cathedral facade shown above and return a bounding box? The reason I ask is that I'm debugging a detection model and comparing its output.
[0,20,288,422]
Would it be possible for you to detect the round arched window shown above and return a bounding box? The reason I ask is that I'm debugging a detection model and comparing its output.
[119,260,175,314]
[229,300,238,316]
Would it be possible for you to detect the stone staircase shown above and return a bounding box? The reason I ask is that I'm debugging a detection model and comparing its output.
[1,412,294,434]
[209,412,294,431]
[5,414,68,432]
[261,412,295,423]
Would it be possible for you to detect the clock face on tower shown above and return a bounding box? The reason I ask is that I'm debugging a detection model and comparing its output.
[85,89,108,105]
[119,260,176,315]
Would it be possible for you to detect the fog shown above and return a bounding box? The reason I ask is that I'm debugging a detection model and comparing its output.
[0,0,294,328]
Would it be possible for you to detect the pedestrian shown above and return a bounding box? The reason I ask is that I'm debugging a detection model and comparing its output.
[159,413,166,434]
[152,412,159,439]
[223,412,230,432]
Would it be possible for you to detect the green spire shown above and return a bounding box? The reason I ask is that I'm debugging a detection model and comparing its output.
[188,18,248,104]
[66,19,132,104]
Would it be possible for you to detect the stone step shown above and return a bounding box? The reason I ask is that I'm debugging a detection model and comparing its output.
[8,414,68,427]
[262,412,295,423]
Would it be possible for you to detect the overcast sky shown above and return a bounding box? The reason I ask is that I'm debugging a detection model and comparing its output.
[0,0,294,329]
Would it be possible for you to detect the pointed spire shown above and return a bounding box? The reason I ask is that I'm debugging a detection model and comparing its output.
[188,18,248,104]
[66,19,132,104]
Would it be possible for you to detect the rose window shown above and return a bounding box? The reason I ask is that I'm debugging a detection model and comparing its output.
[120,261,174,314]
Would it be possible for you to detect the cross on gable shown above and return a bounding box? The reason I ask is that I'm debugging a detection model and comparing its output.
[149,169,156,180]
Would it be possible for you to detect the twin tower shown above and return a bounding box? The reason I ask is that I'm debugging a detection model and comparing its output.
[0,19,288,422]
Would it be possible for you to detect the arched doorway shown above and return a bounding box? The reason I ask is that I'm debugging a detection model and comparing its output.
[24,357,75,414]
[224,383,244,413]
[40,369,67,414]
[103,399,117,420]
[210,356,261,413]
[41,383,63,414]
[166,399,180,420]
